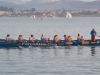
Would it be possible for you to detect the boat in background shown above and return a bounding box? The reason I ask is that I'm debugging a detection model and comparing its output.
[66,12,72,19]
[30,15,36,20]
[40,16,43,20]
[52,15,56,18]
[33,15,36,20]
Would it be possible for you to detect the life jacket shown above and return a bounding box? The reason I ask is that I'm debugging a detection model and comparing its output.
[91,30,96,36]
[18,38,22,42]
[77,37,81,42]
[41,39,46,43]
[65,38,68,42]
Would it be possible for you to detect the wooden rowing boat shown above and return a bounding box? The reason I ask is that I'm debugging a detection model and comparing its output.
[0,39,100,47]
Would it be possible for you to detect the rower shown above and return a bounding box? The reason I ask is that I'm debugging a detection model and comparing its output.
[80,36,89,44]
[53,35,59,43]
[55,35,59,43]
[41,34,50,43]
[90,28,97,42]
[6,34,11,42]
[29,35,35,43]
[64,34,68,42]
[67,36,73,43]
[18,35,24,42]
[46,38,50,43]
[77,34,82,44]
[53,35,56,43]
[41,34,46,43]
[80,36,84,42]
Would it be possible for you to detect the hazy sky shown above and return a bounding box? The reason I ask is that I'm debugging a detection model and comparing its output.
[0,0,98,4]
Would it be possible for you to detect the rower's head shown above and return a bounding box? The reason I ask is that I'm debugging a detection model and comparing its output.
[31,35,33,37]
[7,34,10,37]
[64,35,66,37]
[55,35,58,37]
[19,35,22,37]
[21,35,23,37]
[41,34,43,37]
[92,28,95,31]
[81,36,83,38]
[78,33,80,36]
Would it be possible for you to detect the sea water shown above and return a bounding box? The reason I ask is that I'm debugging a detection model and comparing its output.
[0,17,100,75]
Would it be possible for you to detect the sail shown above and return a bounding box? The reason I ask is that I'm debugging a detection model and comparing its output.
[30,15,36,19]
[33,15,36,19]
[66,13,69,18]
[66,12,72,19]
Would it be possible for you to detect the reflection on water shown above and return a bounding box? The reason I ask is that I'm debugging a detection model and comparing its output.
[91,47,96,56]
[54,47,59,57]
[5,48,10,59]
[0,47,100,75]
[6,48,10,54]
[29,47,34,59]
[77,46,83,55]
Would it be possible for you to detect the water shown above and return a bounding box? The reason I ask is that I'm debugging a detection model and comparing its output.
[0,17,100,75]
[0,17,100,40]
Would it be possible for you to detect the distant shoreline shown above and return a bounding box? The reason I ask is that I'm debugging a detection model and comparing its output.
[0,15,100,18]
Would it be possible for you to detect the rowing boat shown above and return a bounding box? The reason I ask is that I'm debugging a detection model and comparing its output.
[0,39,100,48]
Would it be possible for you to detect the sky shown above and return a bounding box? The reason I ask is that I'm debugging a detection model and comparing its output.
[0,0,98,4]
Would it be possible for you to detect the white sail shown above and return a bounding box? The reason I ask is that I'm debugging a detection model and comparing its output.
[30,15,36,19]
[66,12,72,19]
[33,15,36,19]
[66,12,69,18]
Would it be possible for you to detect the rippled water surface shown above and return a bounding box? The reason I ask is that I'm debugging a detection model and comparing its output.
[0,17,100,75]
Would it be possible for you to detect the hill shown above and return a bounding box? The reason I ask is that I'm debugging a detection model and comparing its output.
[0,1,100,10]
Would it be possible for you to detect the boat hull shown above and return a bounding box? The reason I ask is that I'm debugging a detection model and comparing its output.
[0,41,100,48]
[0,39,100,48]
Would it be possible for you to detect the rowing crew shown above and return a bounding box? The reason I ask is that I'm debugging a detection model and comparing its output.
[6,34,88,44]
[5,28,98,44]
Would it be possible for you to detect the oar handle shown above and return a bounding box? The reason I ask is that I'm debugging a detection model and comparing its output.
[96,35,100,37]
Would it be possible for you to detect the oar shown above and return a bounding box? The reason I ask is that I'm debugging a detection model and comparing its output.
[95,35,100,37]
[73,41,80,46]
[29,46,32,49]
[19,46,23,49]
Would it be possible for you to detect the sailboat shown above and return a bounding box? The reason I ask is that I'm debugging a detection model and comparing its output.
[40,16,43,20]
[33,15,36,20]
[30,15,36,20]
[52,15,56,18]
[66,12,72,19]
